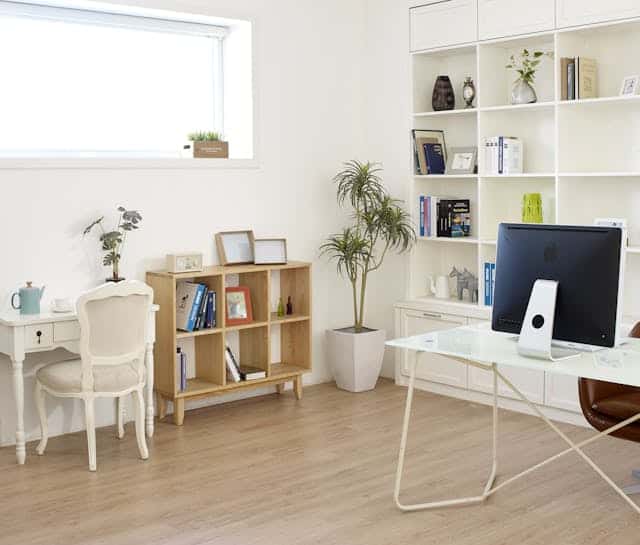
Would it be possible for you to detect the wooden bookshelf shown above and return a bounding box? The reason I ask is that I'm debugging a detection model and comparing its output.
[146,261,312,425]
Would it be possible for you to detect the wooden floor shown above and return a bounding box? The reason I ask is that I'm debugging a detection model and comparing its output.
[1,379,639,545]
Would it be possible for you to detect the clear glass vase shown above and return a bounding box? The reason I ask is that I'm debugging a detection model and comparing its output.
[511,79,537,105]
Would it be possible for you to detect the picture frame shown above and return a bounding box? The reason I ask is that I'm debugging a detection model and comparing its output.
[254,238,288,265]
[225,286,253,326]
[620,75,639,96]
[412,129,447,175]
[446,146,477,174]
[215,231,255,265]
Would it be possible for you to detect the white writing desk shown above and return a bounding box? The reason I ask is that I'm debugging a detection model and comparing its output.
[0,306,158,464]
[387,323,640,515]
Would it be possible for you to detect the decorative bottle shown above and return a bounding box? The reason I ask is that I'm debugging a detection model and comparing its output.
[277,297,285,317]
[286,296,293,315]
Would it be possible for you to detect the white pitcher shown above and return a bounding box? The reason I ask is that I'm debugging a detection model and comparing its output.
[428,275,450,299]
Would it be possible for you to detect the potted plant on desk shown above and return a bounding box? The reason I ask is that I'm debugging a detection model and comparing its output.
[321,161,415,392]
[83,206,143,283]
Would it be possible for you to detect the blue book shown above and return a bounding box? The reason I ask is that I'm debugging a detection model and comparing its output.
[490,263,496,305]
[180,351,187,391]
[204,291,215,328]
[423,143,446,174]
[187,284,206,331]
[484,263,491,306]
[498,136,504,175]
[419,195,425,236]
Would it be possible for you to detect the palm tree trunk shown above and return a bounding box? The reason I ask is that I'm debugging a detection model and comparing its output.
[357,271,368,331]
[351,278,359,331]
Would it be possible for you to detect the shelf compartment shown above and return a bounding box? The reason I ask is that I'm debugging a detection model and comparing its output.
[270,312,310,324]
[235,269,269,323]
[280,320,311,371]
[278,266,311,317]
[413,112,477,153]
[237,324,270,374]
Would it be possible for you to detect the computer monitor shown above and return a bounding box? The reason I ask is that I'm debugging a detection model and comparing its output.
[492,223,625,359]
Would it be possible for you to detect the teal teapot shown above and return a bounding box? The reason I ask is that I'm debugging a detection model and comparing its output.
[12,281,45,315]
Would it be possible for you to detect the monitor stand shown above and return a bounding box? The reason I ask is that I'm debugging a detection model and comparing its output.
[517,279,580,361]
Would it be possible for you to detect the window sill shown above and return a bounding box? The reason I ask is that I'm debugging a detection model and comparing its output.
[0,157,259,170]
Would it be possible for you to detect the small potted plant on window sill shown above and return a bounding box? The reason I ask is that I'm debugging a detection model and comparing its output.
[83,206,143,283]
[321,161,415,392]
[185,131,229,158]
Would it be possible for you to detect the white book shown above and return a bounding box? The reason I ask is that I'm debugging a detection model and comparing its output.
[502,137,523,174]
[225,345,241,382]
[176,281,202,331]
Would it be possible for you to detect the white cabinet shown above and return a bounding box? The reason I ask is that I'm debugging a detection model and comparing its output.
[545,373,581,413]
[399,310,467,388]
[557,0,640,28]
[478,0,555,40]
[410,0,477,52]
[468,365,545,404]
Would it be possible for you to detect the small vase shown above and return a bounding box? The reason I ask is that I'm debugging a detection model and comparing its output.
[511,79,537,105]
[432,75,455,111]
[462,77,476,108]
[522,193,543,223]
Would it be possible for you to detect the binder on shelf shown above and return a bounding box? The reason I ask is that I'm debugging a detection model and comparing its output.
[419,195,425,236]
[204,291,216,329]
[176,347,187,392]
[176,282,206,332]
[484,263,491,306]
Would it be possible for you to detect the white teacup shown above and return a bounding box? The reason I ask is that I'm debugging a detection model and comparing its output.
[52,298,73,313]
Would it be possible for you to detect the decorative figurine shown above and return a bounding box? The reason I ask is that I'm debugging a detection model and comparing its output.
[286,296,293,315]
[277,297,285,317]
[449,266,479,303]
[462,77,476,108]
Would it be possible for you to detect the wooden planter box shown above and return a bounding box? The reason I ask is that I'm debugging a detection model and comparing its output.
[192,140,229,158]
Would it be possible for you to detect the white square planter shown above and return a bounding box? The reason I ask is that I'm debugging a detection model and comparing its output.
[326,328,386,392]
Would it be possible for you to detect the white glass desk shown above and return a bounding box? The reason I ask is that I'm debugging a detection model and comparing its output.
[0,306,158,465]
[387,323,640,515]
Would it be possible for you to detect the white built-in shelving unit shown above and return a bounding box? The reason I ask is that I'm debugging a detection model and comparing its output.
[397,0,640,425]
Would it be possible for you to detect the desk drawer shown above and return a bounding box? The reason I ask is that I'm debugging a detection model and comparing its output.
[25,324,53,350]
[53,321,80,343]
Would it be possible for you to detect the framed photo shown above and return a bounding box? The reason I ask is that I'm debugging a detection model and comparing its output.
[225,286,253,326]
[620,76,639,96]
[166,252,203,273]
[446,146,477,174]
[254,238,288,265]
[412,129,447,175]
[215,231,255,265]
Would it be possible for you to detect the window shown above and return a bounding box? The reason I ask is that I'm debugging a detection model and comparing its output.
[0,2,254,158]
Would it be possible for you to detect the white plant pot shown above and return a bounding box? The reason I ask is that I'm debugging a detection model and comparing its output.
[326,328,386,392]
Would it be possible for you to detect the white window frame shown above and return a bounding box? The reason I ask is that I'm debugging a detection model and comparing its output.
[0,1,259,168]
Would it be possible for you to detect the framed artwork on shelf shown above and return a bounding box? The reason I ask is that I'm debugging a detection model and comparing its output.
[254,238,288,265]
[620,76,639,96]
[225,286,253,326]
[166,252,203,273]
[446,147,477,174]
[215,230,255,265]
[412,129,447,175]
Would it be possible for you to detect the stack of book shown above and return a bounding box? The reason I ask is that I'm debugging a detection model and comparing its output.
[225,344,266,383]
[176,282,216,332]
[483,262,496,306]
[419,196,471,238]
[483,136,523,175]
[560,57,597,100]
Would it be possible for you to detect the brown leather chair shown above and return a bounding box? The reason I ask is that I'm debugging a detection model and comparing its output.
[579,322,640,494]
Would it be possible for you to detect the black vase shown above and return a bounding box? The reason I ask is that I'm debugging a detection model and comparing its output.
[432,75,455,111]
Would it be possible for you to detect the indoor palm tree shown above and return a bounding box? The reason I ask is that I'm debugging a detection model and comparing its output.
[322,160,415,391]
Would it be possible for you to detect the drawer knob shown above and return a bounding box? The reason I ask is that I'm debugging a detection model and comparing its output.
[36,330,42,344]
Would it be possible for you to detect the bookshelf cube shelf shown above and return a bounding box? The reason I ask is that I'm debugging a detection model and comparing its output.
[146,261,312,425]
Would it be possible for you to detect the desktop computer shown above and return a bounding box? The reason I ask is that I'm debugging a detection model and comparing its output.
[491,223,626,360]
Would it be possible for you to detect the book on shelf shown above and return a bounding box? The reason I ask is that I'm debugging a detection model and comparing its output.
[176,347,187,391]
[423,142,446,174]
[412,129,446,175]
[239,365,266,381]
[483,262,496,306]
[561,57,596,100]
[225,345,241,383]
[176,281,216,332]
[483,136,522,175]
[418,195,471,238]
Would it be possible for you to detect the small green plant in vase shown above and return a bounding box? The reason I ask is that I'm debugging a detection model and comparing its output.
[83,206,143,282]
[506,49,552,105]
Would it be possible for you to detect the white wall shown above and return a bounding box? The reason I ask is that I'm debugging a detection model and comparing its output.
[0,0,369,446]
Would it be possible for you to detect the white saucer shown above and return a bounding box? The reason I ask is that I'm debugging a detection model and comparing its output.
[51,307,73,314]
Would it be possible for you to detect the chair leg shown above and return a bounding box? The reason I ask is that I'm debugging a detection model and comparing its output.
[84,398,97,472]
[34,381,48,455]
[117,396,125,439]
[132,388,149,460]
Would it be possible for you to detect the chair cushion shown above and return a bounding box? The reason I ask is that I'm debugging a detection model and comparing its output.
[593,392,640,421]
[36,360,143,393]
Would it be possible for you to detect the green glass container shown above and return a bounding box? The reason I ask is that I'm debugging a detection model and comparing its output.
[522,193,543,223]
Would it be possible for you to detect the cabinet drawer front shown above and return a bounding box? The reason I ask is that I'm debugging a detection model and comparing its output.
[468,366,545,404]
[53,321,80,343]
[479,0,555,40]
[25,324,53,350]
[411,0,477,51]
[544,374,580,413]
[557,0,640,28]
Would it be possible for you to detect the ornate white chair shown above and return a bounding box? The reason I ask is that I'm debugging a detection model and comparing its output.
[34,281,153,471]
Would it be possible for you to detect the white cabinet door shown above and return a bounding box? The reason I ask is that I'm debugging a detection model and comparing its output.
[466,319,545,403]
[410,0,477,52]
[557,0,640,28]
[545,373,581,413]
[479,0,555,40]
[400,310,467,388]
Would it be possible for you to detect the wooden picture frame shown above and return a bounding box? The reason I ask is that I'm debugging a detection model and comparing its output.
[446,146,477,174]
[254,238,288,265]
[215,231,255,265]
[225,286,253,326]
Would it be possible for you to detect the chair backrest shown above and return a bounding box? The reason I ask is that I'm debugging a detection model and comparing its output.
[77,281,153,392]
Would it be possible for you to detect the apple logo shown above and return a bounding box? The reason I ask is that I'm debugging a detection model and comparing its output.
[544,242,558,263]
